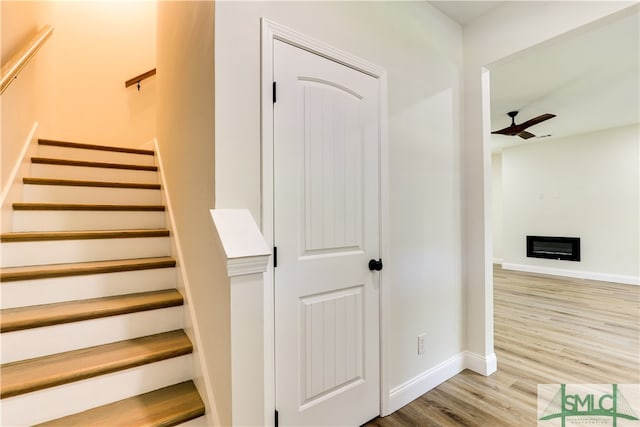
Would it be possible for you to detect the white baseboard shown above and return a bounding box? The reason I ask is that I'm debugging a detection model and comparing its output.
[502,263,639,286]
[387,353,464,414]
[386,351,498,415]
[464,351,497,376]
[493,258,503,265]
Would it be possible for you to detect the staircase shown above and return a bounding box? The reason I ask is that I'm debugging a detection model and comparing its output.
[0,139,206,426]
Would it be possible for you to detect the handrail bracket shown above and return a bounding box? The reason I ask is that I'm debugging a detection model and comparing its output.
[125,68,156,91]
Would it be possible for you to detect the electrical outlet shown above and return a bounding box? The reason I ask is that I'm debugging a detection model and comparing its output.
[418,333,426,355]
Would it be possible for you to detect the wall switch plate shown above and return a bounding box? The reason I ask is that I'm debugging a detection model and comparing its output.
[418,333,426,355]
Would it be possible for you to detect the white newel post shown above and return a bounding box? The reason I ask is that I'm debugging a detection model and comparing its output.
[210,209,271,427]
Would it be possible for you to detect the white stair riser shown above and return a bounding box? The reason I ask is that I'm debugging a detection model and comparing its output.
[0,354,193,426]
[1,237,170,268]
[31,163,158,184]
[1,306,184,363]
[12,210,166,232]
[23,184,162,205]
[1,267,176,309]
[38,145,156,166]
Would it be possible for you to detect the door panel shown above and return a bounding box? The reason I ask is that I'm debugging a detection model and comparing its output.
[301,80,363,254]
[273,40,381,426]
[300,285,363,406]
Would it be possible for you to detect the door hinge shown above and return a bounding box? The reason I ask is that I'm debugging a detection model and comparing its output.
[273,81,277,103]
[274,409,279,427]
[273,246,278,268]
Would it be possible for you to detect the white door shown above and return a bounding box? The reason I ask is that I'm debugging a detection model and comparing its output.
[273,39,381,427]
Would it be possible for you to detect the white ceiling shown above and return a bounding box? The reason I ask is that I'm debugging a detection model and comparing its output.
[489,8,639,152]
[429,2,639,153]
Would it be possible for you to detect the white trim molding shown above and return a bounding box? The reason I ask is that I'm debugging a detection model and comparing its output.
[464,351,497,376]
[387,354,464,414]
[210,208,271,427]
[261,18,390,422]
[502,263,639,286]
[386,351,497,414]
[1,122,39,233]
[210,209,271,277]
[1,121,38,206]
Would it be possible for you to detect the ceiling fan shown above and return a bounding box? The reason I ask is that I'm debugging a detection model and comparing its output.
[492,111,556,139]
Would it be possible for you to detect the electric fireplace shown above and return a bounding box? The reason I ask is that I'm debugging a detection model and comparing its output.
[526,236,580,262]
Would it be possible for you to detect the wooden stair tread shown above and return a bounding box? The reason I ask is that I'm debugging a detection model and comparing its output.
[1,256,176,282]
[31,157,158,171]
[13,202,165,211]
[39,139,155,156]
[0,330,192,398]
[23,177,161,190]
[1,229,170,242]
[1,289,183,333]
[1,139,200,425]
[34,381,205,427]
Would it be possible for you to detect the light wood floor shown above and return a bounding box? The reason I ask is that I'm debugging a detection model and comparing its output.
[365,265,640,426]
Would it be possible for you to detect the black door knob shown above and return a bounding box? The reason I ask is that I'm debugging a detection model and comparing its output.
[368,258,383,271]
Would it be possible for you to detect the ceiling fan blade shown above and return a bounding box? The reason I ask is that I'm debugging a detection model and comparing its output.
[517,131,536,139]
[517,113,556,131]
[491,126,517,136]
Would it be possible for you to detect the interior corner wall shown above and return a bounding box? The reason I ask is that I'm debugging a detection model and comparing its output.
[462,1,636,358]
[501,125,639,283]
[156,2,230,425]
[216,0,464,404]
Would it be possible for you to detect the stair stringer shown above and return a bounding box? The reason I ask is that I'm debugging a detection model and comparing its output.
[153,138,219,427]
[1,122,39,233]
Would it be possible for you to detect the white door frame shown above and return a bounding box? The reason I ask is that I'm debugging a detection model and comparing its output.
[260,18,390,424]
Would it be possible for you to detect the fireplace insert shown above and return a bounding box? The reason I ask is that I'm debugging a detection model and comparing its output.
[526,236,580,262]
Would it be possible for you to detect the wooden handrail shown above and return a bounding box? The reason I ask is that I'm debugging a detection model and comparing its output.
[125,68,156,89]
[0,25,54,96]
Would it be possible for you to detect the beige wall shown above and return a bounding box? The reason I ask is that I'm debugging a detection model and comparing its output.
[1,1,156,196]
[44,1,156,146]
[1,1,54,192]
[156,1,230,425]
